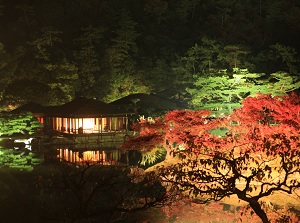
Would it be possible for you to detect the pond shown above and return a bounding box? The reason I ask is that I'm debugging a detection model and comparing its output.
[0,142,141,171]
[0,142,148,223]
[0,140,272,223]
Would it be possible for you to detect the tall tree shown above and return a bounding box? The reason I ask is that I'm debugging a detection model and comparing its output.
[177,37,222,75]
[104,72,150,103]
[73,25,105,97]
[29,26,63,61]
[106,8,140,73]
[0,41,8,83]
[104,9,149,102]
[43,59,78,104]
[173,0,198,23]
[268,43,299,74]
[217,44,251,69]
[0,41,15,109]
[28,27,78,105]
[171,38,222,100]
[144,59,173,96]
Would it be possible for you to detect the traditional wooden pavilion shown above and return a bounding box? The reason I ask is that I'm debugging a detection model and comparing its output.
[11,94,187,138]
[43,97,133,135]
[9,95,186,153]
[10,97,135,153]
[11,97,134,136]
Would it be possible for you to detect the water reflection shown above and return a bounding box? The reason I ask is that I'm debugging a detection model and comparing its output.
[0,146,44,171]
[57,147,128,166]
[0,141,136,170]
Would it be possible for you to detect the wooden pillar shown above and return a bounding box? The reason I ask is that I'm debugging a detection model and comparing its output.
[68,118,71,133]
[74,118,76,133]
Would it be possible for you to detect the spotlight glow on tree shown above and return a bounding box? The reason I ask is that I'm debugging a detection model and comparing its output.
[187,69,300,116]
[0,112,43,136]
[122,93,300,223]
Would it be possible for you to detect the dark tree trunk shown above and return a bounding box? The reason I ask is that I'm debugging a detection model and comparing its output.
[236,191,270,223]
[248,200,270,223]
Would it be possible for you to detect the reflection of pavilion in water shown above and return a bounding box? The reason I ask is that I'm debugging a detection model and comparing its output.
[57,147,128,166]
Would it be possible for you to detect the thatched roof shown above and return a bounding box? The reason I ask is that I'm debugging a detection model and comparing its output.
[10,102,47,114]
[47,97,132,117]
[11,98,133,118]
[11,94,186,118]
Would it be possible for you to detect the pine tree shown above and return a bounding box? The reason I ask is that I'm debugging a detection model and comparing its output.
[29,26,63,61]
[28,27,78,105]
[73,25,105,96]
[0,112,43,136]
[106,8,140,73]
[187,68,300,116]
[104,9,147,102]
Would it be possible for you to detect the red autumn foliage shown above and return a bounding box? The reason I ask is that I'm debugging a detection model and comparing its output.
[123,93,300,163]
[122,117,166,151]
[122,109,222,159]
[123,92,300,160]
[234,93,300,127]
[227,93,300,157]
[122,92,300,223]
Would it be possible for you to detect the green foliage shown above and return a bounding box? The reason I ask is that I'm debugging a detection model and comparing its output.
[178,38,222,75]
[4,59,79,106]
[29,26,63,61]
[218,44,250,69]
[268,44,299,74]
[177,39,253,76]
[187,68,300,115]
[73,25,105,96]
[0,112,43,136]
[104,72,150,103]
[256,71,300,95]
[44,59,79,105]
[172,39,257,102]
[0,148,42,171]
[173,0,198,23]
[140,147,166,167]
[25,26,79,105]
[107,8,140,73]
[187,69,259,114]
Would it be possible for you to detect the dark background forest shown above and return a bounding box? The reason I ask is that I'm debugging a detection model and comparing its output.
[0,0,299,108]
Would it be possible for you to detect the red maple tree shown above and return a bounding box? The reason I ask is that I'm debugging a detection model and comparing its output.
[122,93,300,223]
